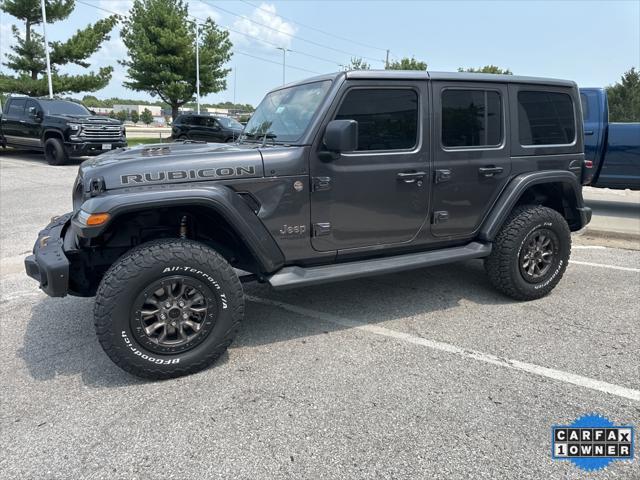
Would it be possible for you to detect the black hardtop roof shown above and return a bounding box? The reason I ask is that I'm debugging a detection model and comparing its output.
[277,70,577,90]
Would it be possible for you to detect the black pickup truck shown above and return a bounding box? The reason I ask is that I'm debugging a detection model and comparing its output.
[0,95,126,165]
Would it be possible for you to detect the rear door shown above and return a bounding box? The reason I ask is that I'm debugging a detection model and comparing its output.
[310,81,430,252]
[430,82,511,238]
[1,98,27,145]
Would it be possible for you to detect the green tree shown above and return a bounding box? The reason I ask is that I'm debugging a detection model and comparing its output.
[108,110,116,119]
[115,109,128,122]
[0,0,118,96]
[130,109,139,124]
[120,0,233,120]
[607,68,640,122]
[140,108,153,125]
[458,65,513,75]
[347,57,370,70]
[386,57,427,71]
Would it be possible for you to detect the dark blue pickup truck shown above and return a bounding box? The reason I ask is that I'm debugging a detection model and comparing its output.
[580,88,640,190]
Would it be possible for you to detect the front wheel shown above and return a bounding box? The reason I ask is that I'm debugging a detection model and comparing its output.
[485,205,571,301]
[94,239,244,379]
[44,137,69,165]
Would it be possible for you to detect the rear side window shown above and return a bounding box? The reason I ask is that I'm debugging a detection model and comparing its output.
[441,90,502,147]
[335,89,418,151]
[7,99,26,116]
[518,91,575,145]
[580,93,589,121]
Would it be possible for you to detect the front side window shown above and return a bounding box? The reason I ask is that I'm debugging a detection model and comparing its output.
[335,89,418,151]
[441,89,502,148]
[518,91,575,145]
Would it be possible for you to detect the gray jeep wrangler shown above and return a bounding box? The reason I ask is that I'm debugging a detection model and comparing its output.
[25,71,592,379]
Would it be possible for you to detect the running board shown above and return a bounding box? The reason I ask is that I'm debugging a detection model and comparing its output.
[267,241,492,289]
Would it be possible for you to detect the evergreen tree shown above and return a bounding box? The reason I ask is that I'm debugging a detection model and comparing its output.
[0,0,118,96]
[120,0,232,120]
[607,68,640,122]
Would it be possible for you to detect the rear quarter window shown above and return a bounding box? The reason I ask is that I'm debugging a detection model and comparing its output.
[518,91,576,146]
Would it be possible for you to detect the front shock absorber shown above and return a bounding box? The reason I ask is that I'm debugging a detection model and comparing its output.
[179,215,188,239]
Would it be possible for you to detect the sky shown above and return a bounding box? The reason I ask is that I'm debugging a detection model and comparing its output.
[1,0,639,107]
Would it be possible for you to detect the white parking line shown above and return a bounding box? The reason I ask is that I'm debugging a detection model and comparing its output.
[569,260,640,273]
[572,245,608,250]
[247,295,640,402]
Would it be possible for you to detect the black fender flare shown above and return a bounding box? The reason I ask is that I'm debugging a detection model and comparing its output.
[72,184,285,273]
[478,170,591,241]
[41,128,65,144]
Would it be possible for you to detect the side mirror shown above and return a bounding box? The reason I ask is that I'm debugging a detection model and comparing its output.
[28,107,42,121]
[324,119,358,153]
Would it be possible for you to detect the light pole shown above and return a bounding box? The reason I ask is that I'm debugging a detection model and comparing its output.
[195,23,200,114]
[276,47,291,85]
[40,0,53,98]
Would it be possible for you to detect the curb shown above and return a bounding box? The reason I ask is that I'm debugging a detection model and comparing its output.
[580,227,640,242]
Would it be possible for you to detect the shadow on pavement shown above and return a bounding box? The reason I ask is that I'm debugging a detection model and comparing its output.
[20,259,507,387]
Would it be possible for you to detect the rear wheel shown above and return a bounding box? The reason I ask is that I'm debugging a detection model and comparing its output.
[44,137,68,165]
[485,205,571,300]
[94,239,244,379]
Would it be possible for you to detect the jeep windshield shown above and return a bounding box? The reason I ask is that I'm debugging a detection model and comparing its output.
[242,80,331,144]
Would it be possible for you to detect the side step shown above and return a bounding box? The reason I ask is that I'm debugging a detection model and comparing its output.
[267,241,492,289]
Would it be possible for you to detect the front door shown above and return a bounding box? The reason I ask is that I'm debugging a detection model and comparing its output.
[430,82,511,238]
[23,99,42,147]
[310,82,429,252]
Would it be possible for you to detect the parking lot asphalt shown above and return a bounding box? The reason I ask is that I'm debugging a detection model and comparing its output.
[1,152,639,479]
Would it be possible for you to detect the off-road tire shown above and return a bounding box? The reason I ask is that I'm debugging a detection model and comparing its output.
[485,205,571,301]
[94,239,244,379]
[44,137,69,165]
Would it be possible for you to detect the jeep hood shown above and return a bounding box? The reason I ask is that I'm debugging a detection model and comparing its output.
[78,142,265,191]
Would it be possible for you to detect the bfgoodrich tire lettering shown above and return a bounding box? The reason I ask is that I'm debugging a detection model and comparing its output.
[94,239,244,379]
[485,205,571,301]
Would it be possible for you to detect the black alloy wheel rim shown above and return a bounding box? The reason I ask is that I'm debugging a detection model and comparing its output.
[47,144,57,162]
[519,228,557,282]
[131,276,217,354]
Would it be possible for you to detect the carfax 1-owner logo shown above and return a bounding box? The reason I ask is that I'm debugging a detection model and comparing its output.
[552,414,635,472]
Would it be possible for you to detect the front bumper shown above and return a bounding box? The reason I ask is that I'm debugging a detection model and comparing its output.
[65,140,127,157]
[24,212,74,297]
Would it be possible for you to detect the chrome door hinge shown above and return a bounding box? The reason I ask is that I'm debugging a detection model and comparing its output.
[312,176,331,192]
[313,222,331,236]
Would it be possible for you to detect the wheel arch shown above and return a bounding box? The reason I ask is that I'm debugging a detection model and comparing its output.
[42,129,64,142]
[479,171,590,241]
[72,185,285,276]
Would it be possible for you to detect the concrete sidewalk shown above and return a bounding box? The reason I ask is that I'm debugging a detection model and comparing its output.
[582,187,640,244]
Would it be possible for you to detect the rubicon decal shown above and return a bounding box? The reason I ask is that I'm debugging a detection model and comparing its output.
[121,166,256,184]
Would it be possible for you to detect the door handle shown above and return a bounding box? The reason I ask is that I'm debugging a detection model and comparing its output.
[478,166,504,177]
[397,171,427,183]
[19,120,26,124]
[584,130,594,136]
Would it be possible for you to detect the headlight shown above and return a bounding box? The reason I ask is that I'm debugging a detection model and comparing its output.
[69,123,81,131]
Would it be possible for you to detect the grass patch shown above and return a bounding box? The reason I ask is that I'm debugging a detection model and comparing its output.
[126,137,171,146]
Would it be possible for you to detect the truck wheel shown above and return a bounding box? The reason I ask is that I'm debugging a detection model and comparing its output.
[94,239,244,379]
[44,137,69,165]
[485,205,571,301]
